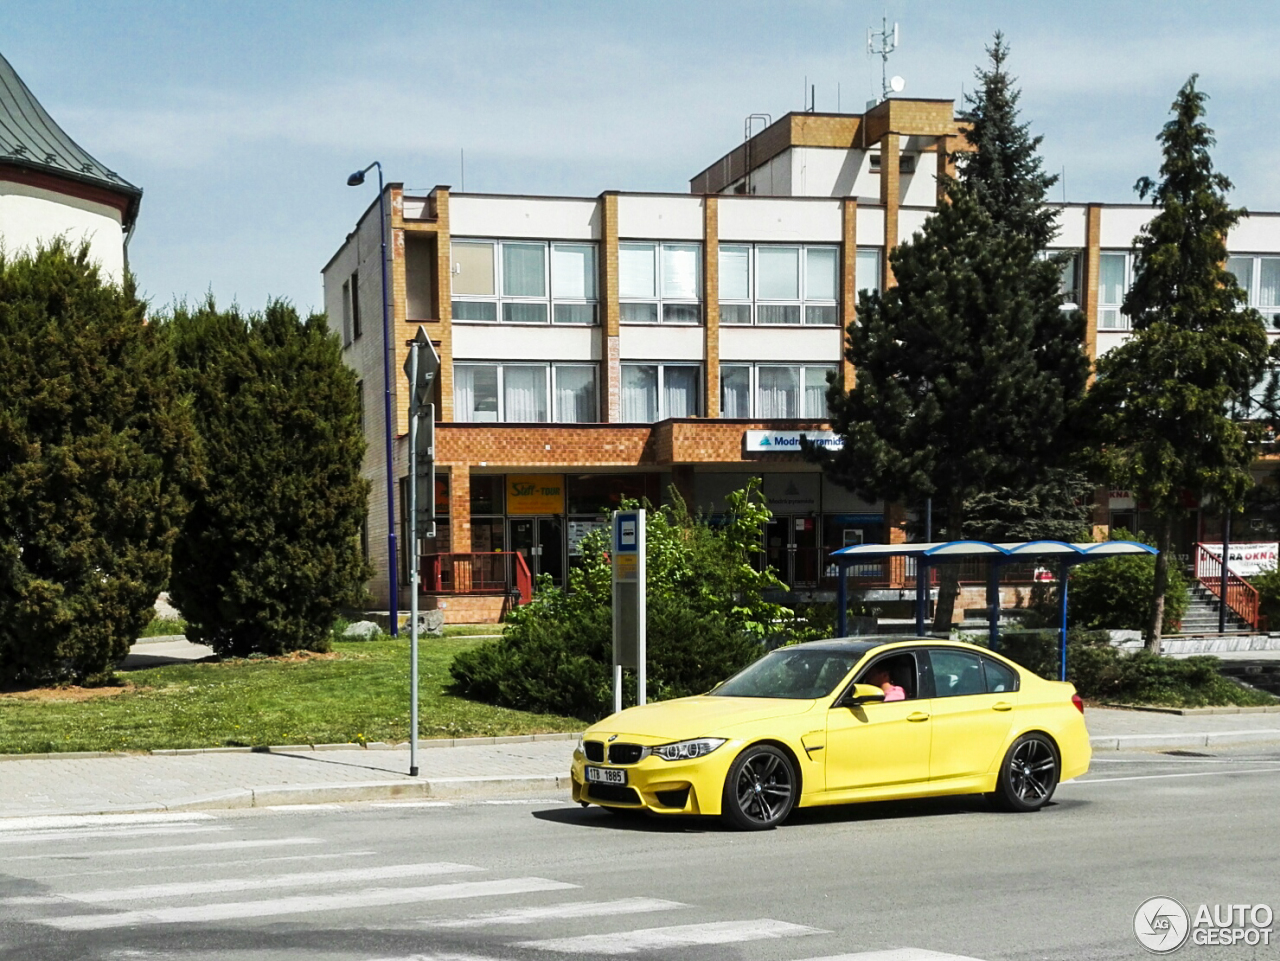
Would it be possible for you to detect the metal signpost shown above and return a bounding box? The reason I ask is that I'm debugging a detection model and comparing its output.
[404,327,440,777]
[611,509,646,714]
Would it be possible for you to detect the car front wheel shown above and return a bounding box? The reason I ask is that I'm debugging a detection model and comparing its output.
[721,745,796,830]
[991,733,1059,812]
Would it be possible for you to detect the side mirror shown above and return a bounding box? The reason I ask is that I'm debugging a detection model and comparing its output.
[844,683,887,708]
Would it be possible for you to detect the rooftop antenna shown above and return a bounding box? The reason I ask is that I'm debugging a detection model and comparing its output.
[867,13,901,103]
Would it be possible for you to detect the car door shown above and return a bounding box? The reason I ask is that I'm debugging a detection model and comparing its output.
[823,652,932,794]
[926,648,1019,783]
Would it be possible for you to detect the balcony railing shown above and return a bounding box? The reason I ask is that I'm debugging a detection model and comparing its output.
[420,552,533,606]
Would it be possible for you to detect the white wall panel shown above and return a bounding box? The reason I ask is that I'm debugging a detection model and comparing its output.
[452,323,600,361]
[1053,206,1088,248]
[1228,213,1280,253]
[855,205,885,246]
[719,326,843,362]
[618,324,704,360]
[900,151,938,208]
[449,196,599,240]
[0,183,124,282]
[897,207,932,243]
[1099,207,1151,248]
[791,147,861,197]
[1095,329,1133,358]
[402,197,427,220]
[617,195,704,240]
[718,197,843,242]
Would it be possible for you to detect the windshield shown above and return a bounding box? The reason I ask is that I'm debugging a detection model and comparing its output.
[711,648,861,700]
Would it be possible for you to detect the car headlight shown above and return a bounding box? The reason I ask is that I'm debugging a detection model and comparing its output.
[650,738,727,762]
[574,736,584,757]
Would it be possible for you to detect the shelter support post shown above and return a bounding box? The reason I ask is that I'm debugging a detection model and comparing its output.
[915,559,929,635]
[987,561,1001,651]
[836,560,848,637]
[1059,559,1072,682]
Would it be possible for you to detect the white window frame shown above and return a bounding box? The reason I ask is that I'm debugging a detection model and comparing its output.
[718,363,838,419]
[619,242,703,325]
[619,362,703,421]
[450,239,598,325]
[1041,249,1083,308]
[1227,253,1280,331]
[1097,250,1132,331]
[718,244,841,327]
[453,362,599,423]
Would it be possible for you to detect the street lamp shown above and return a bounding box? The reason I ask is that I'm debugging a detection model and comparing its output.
[347,161,399,637]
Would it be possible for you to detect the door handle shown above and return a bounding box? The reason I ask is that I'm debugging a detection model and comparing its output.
[992,702,1013,712]
[907,711,930,722]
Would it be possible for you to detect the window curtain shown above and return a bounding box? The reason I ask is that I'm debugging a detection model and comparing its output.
[855,249,881,296]
[757,366,798,418]
[555,366,597,423]
[619,244,656,299]
[805,248,838,301]
[621,365,658,422]
[803,367,834,418]
[503,366,547,422]
[663,366,698,418]
[719,246,750,301]
[758,247,799,300]
[1098,253,1126,305]
[1260,258,1280,308]
[552,245,596,300]
[661,245,700,300]
[455,366,499,422]
[452,241,495,296]
[720,366,751,417]
[502,243,546,297]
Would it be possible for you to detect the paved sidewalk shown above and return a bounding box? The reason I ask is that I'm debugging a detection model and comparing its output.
[2,708,1280,819]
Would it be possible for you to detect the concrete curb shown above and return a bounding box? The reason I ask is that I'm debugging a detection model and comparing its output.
[1089,730,1280,751]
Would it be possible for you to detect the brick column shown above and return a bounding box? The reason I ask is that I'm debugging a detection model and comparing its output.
[886,501,908,588]
[841,197,858,391]
[703,196,720,417]
[1082,203,1103,369]
[449,463,471,554]
[601,192,622,422]
[880,133,900,290]
[1091,486,1109,542]
[431,186,455,421]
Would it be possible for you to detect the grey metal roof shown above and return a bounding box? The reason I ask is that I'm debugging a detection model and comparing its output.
[0,50,141,227]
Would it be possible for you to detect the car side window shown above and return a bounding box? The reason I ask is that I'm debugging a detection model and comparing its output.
[929,649,985,697]
[850,652,919,701]
[981,656,1018,694]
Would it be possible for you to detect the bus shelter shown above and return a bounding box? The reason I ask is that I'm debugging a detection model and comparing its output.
[829,539,1158,680]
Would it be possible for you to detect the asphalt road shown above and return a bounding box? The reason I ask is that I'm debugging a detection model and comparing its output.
[1,748,1278,961]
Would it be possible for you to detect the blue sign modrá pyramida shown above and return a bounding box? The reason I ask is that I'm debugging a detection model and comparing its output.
[743,430,843,452]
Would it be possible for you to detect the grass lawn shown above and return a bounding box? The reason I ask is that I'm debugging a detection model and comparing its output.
[0,638,583,755]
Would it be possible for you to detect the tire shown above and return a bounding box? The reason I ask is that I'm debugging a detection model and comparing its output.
[721,744,797,830]
[990,733,1060,812]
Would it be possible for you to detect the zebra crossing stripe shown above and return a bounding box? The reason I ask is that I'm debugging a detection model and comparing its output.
[425,897,686,928]
[516,918,825,954]
[0,837,323,862]
[40,877,579,931]
[4,861,481,905]
[797,950,990,961]
[0,825,226,845]
[0,813,214,833]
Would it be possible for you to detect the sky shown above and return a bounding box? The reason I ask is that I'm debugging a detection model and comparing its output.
[5,0,1280,315]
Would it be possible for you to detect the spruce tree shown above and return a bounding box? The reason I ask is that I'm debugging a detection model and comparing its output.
[0,243,197,684]
[165,299,371,657]
[815,185,1088,628]
[1087,77,1270,651]
[958,31,1060,248]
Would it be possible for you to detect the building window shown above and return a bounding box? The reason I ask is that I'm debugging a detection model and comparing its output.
[620,363,701,421]
[719,245,840,326]
[1228,255,1280,329]
[355,379,364,432]
[451,240,597,325]
[350,270,362,339]
[719,363,836,419]
[619,243,702,324]
[855,248,882,299]
[341,279,353,346]
[454,363,598,423]
[1098,252,1131,330]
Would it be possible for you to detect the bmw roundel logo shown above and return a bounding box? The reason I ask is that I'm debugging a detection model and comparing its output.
[607,735,618,742]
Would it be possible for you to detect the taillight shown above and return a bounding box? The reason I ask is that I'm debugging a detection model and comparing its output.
[1072,694,1084,714]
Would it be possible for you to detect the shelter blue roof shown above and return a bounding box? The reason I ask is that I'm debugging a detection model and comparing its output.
[829,539,1157,560]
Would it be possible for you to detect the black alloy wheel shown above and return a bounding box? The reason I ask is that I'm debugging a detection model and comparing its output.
[991,733,1060,812]
[721,745,797,830]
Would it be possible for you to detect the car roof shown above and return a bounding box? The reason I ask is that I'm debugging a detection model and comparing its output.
[786,636,989,655]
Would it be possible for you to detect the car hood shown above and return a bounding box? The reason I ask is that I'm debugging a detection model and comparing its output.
[588,695,818,742]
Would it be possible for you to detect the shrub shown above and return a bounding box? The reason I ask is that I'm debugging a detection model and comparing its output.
[450,481,789,719]
[1249,567,1280,627]
[164,299,371,657]
[0,243,197,685]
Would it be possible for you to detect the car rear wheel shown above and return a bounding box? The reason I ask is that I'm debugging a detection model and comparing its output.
[721,745,796,830]
[991,733,1059,812]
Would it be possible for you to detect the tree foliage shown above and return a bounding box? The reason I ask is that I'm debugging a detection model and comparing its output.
[0,243,197,684]
[449,482,791,720]
[1086,77,1271,648]
[165,299,371,657]
[961,469,1094,542]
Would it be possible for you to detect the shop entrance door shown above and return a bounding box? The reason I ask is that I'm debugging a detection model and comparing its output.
[510,517,565,587]
[764,516,820,588]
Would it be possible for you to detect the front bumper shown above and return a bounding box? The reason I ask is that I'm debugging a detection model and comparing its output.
[570,741,739,816]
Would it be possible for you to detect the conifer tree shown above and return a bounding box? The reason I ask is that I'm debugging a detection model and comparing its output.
[1087,77,1270,651]
[165,299,371,656]
[0,243,197,684]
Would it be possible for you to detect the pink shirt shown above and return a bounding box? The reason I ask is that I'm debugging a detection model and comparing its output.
[883,685,906,702]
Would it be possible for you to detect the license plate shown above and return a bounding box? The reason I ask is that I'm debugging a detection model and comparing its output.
[585,766,626,785]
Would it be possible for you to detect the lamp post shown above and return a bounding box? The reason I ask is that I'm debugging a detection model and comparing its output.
[347,161,399,636]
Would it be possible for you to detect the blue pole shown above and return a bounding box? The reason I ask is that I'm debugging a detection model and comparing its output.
[1058,560,1071,681]
[375,165,399,637]
[915,558,928,635]
[987,560,1001,651]
[836,560,848,637]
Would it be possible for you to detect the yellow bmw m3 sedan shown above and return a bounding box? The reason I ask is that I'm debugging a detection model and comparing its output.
[570,637,1090,830]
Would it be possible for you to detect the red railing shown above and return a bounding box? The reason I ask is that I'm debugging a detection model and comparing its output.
[420,552,533,606]
[1194,543,1261,630]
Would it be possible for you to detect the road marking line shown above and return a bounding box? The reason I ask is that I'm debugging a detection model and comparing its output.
[265,803,345,811]
[33,851,376,880]
[1070,767,1280,785]
[425,897,686,928]
[370,801,454,808]
[477,799,570,805]
[516,918,824,954]
[4,861,481,905]
[794,950,989,960]
[0,836,321,861]
[0,813,214,833]
[40,877,578,930]
[0,826,227,845]
[362,952,504,960]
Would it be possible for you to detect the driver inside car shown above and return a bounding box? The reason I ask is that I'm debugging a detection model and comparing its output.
[865,664,906,702]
